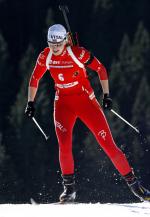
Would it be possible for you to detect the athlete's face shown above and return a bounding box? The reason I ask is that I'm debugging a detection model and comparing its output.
[48,40,66,56]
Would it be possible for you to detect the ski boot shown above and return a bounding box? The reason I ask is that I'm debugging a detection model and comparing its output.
[124,171,150,202]
[59,174,76,203]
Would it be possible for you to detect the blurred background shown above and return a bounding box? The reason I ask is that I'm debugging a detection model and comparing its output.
[0,0,150,204]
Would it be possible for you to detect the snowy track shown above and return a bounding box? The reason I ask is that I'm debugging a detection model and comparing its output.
[0,202,150,217]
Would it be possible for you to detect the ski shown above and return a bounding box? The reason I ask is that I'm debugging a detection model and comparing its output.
[50,201,79,205]
[30,198,79,205]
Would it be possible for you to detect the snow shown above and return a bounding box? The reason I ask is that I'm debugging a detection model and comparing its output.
[0,202,150,217]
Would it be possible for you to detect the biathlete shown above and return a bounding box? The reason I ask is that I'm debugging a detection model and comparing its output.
[25,24,150,203]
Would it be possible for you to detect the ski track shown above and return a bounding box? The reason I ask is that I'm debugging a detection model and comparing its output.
[0,202,149,217]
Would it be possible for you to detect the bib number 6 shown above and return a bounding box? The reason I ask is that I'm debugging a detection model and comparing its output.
[58,73,65,81]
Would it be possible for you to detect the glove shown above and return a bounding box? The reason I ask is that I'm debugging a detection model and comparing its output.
[25,101,35,118]
[102,93,112,110]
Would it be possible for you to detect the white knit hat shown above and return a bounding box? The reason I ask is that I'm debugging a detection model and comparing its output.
[47,24,67,43]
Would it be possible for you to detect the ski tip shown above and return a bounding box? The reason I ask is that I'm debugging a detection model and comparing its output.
[30,198,38,205]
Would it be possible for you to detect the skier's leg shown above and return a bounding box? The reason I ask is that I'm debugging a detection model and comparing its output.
[54,99,77,175]
[78,94,150,201]
[78,95,131,176]
[54,97,77,202]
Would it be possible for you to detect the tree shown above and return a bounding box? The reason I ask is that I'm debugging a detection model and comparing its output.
[109,22,150,143]
[0,32,12,131]
[9,44,38,201]
[10,44,35,129]
[110,34,132,104]
[131,22,150,83]
[131,77,150,166]
[9,43,59,203]
[0,132,25,203]
[93,0,113,13]
[45,8,55,30]
[108,34,134,148]
[0,133,5,171]
[109,22,150,184]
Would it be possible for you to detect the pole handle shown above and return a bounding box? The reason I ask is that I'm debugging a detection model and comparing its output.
[59,5,69,13]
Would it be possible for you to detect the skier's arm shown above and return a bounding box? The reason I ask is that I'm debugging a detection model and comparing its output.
[28,51,47,102]
[28,86,38,102]
[76,47,109,94]
[100,79,109,96]
[25,51,47,118]
[80,48,112,110]
[85,52,109,95]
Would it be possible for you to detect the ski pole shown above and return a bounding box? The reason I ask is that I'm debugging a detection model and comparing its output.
[59,5,71,32]
[32,117,49,140]
[111,109,140,134]
[59,4,77,45]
